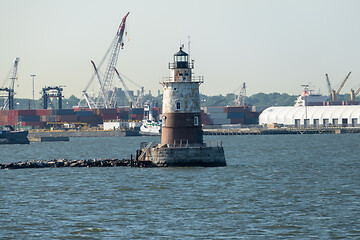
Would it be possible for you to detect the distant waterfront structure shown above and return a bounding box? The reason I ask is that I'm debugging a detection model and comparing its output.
[259,105,360,127]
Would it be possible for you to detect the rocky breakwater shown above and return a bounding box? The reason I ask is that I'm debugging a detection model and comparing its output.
[0,158,153,169]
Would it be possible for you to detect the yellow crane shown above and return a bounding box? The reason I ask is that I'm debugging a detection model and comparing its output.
[331,72,351,102]
[350,87,360,101]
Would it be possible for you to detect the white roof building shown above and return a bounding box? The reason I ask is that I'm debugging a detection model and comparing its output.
[259,105,360,127]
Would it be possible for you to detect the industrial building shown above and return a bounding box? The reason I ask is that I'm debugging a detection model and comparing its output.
[259,105,360,127]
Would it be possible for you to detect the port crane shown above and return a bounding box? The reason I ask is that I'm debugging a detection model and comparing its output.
[79,12,130,109]
[234,82,247,106]
[42,86,64,109]
[350,87,360,101]
[331,72,351,102]
[0,57,20,110]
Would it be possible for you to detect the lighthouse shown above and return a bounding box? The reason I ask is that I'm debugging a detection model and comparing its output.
[161,47,203,145]
[135,46,226,167]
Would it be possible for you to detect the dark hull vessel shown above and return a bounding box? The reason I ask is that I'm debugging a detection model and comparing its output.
[0,126,30,144]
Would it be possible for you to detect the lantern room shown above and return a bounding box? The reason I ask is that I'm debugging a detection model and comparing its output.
[174,47,188,68]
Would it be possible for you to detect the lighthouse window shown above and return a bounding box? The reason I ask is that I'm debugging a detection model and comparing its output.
[176,55,187,62]
[162,116,166,126]
[176,102,181,110]
[194,116,199,126]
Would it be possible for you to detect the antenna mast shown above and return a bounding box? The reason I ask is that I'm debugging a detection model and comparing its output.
[188,36,191,61]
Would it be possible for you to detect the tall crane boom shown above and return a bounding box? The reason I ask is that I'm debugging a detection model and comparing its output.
[100,12,130,107]
[355,88,360,95]
[335,71,351,96]
[350,87,360,101]
[114,67,133,106]
[8,57,20,90]
[91,60,109,108]
[325,73,332,97]
[1,57,20,110]
[234,82,247,106]
[79,12,130,109]
[331,71,351,102]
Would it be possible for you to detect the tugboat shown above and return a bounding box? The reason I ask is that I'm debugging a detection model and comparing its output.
[139,102,161,136]
[0,125,30,144]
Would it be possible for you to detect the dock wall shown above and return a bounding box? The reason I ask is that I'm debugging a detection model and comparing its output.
[203,127,360,135]
[28,129,140,138]
[142,146,226,167]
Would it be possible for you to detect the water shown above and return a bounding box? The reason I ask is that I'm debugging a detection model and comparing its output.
[0,134,359,239]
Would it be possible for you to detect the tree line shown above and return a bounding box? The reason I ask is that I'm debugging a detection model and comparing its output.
[7,92,357,110]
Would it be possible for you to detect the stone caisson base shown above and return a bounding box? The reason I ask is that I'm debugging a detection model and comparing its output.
[142,145,226,167]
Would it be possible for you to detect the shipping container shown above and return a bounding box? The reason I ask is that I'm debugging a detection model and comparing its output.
[75,111,94,117]
[209,112,228,119]
[211,118,231,125]
[131,108,144,114]
[49,115,56,122]
[227,112,245,119]
[96,108,118,115]
[245,111,259,124]
[20,121,44,128]
[101,114,119,121]
[36,109,52,116]
[73,107,93,112]
[203,107,225,114]
[58,115,79,122]
[223,106,247,113]
[17,110,37,116]
[54,109,75,115]
[18,115,40,122]
[0,110,10,116]
[40,115,49,122]
[78,115,102,125]
[117,107,130,113]
[230,118,245,124]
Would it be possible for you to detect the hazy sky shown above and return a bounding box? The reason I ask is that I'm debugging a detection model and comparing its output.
[1,0,360,99]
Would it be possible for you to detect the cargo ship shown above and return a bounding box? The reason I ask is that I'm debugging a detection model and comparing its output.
[294,86,329,106]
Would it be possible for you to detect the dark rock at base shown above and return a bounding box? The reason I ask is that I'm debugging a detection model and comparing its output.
[0,158,132,170]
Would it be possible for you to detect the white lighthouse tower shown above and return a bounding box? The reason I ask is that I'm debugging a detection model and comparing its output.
[136,47,226,167]
[161,47,203,145]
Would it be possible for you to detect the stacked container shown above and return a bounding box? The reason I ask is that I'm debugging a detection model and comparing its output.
[131,108,144,121]
[201,106,259,125]
[203,107,230,125]
[0,105,260,129]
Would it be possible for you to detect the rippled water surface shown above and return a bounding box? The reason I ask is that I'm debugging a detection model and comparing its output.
[1,134,359,239]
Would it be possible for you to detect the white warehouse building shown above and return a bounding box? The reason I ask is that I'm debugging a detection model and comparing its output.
[259,106,360,127]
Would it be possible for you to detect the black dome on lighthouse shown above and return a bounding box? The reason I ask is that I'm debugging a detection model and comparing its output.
[174,47,188,57]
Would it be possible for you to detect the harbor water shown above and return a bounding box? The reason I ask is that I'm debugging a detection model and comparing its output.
[0,134,359,239]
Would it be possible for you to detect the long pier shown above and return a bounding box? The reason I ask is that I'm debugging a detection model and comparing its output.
[0,158,155,170]
[27,129,140,139]
[203,127,360,135]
